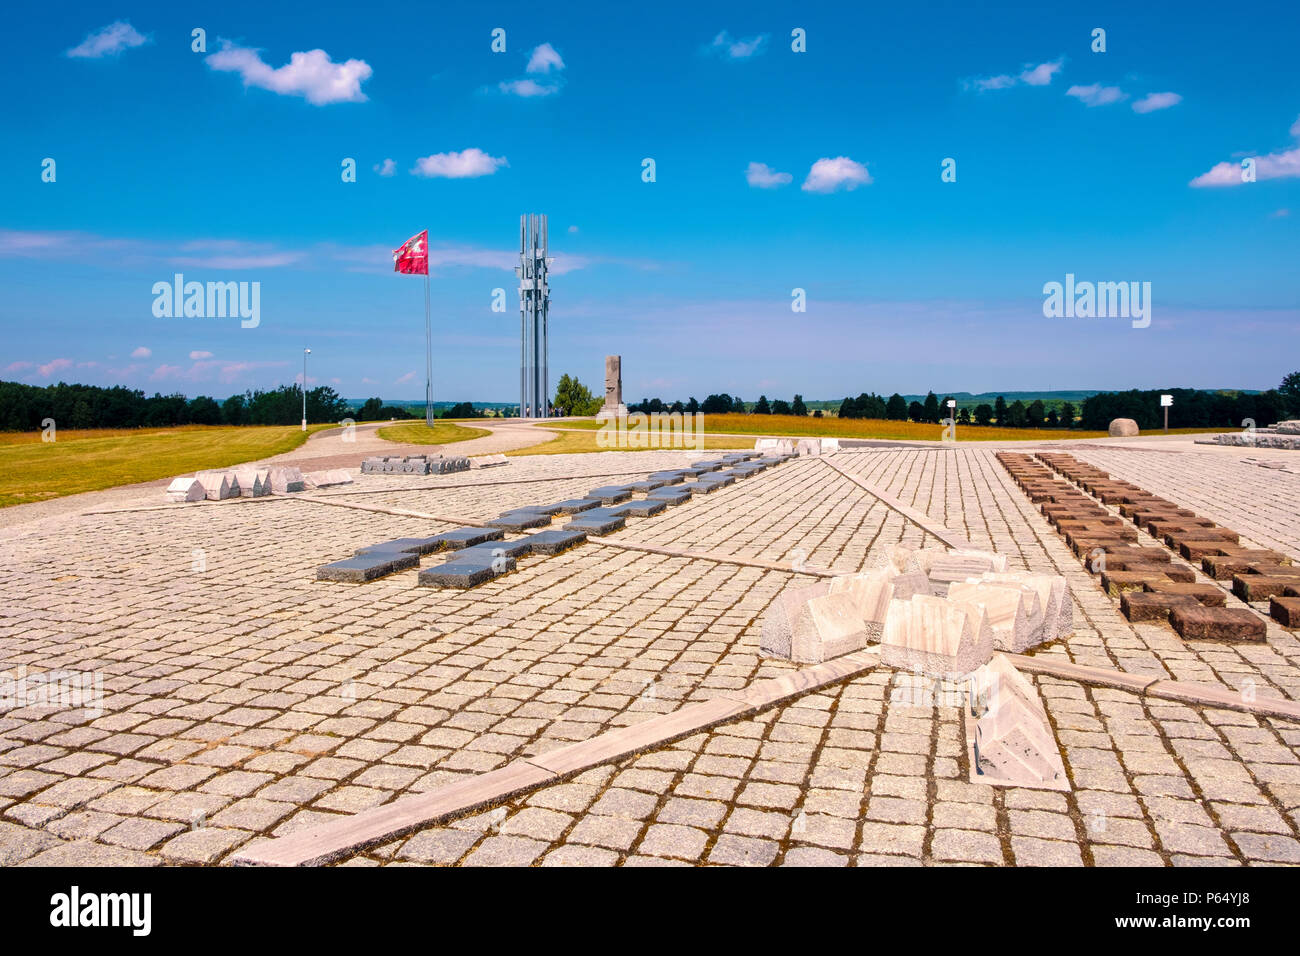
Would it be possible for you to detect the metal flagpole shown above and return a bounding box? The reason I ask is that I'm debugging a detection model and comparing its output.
[424,266,432,426]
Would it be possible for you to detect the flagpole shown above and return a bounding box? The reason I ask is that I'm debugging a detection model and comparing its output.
[424,267,432,427]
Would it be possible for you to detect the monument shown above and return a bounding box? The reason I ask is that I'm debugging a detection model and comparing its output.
[597,354,627,418]
[517,214,551,419]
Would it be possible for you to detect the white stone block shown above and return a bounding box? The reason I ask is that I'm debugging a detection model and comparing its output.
[970,654,1068,789]
[268,466,305,494]
[880,594,994,678]
[791,592,870,664]
[196,472,236,501]
[760,581,829,660]
[166,477,205,502]
[948,580,1044,653]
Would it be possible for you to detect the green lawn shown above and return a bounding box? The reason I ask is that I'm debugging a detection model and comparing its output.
[0,424,333,508]
[375,421,492,445]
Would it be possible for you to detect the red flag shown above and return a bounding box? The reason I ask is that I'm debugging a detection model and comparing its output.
[393,229,428,275]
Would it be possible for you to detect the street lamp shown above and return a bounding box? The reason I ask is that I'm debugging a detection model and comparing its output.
[302,348,311,431]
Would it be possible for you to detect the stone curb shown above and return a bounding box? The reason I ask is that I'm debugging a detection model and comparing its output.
[228,651,878,867]
[819,458,977,551]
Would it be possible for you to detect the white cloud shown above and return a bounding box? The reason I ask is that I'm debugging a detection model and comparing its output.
[707,31,769,60]
[965,58,1063,92]
[526,43,565,74]
[802,157,872,193]
[131,346,151,359]
[411,148,507,179]
[205,41,372,105]
[498,78,559,98]
[190,350,213,360]
[395,371,417,385]
[1019,59,1064,86]
[1132,92,1182,114]
[1066,83,1126,107]
[67,21,148,59]
[374,158,396,177]
[1191,114,1300,187]
[746,162,793,189]
[1271,208,1291,218]
[567,225,579,234]
[39,358,74,377]
[4,361,34,374]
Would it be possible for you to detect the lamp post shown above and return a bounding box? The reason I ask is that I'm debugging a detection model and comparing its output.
[302,348,311,431]
[947,399,957,441]
[1160,393,1172,434]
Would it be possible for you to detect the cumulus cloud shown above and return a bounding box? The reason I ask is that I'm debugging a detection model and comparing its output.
[1132,91,1182,113]
[411,148,507,179]
[67,21,148,59]
[706,31,768,60]
[802,157,872,193]
[131,346,151,359]
[39,358,74,377]
[498,78,560,97]
[205,41,372,105]
[1066,83,1127,107]
[374,158,396,176]
[4,361,34,374]
[499,42,565,97]
[1191,114,1300,187]
[526,42,565,74]
[746,162,793,189]
[965,58,1063,92]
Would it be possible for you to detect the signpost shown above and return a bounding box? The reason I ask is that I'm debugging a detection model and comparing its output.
[947,399,957,441]
[1160,394,1172,433]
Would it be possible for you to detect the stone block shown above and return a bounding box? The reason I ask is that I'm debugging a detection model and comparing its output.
[1143,580,1227,607]
[587,485,634,505]
[1233,575,1296,602]
[317,552,419,583]
[1121,590,1201,623]
[1170,606,1266,643]
[197,472,237,501]
[646,487,692,506]
[233,469,269,497]
[611,499,667,518]
[418,558,515,589]
[790,593,871,663]
[524,528,588,555]
[267,467,305,494]
[455,540,534,562]
[356,537,454,556]
[880,595,994,678]
[826,568,894,641]
[553,498,602,514]
[486,510,552,531]
[566,511,626,535]
[947,580,1044,653]
[1269,596,1300,628]
[627,479,668,492]
[980,571,1072,642]
[970,655,1069,790]
[760,582,830,660]
[1101,569,1170,597]
[1108,418,1139,437]
[166,477,205,503]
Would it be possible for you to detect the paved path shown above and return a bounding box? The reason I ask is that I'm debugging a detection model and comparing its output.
[2,442,1299,866]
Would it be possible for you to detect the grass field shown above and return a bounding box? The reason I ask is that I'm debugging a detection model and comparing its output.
[0,424,333,508]
[507,429,752,457]
[374,421,492,445]
[546,415,1227,442]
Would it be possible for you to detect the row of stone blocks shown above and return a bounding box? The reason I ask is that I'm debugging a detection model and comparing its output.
[166,466,352,502]
[755,437,841,456]
[1032,451,1298,632]
[998,451,1280,641]
[360,455,470,475]
[317,448,795,588]
[760,545,1072,790]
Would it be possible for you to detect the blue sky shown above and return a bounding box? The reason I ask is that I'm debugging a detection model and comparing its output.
[3,1,1298,404]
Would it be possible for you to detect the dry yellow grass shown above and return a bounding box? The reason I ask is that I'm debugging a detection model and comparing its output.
[549,415,1226,442]
[0,424,332,508]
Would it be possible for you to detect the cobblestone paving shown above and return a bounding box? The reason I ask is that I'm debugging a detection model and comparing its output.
[2,444,1299,866]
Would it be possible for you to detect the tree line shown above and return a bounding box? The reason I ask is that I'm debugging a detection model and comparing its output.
[0,380,417,431]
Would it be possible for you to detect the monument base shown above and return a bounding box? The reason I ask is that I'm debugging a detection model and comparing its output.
[595,404,628,420]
